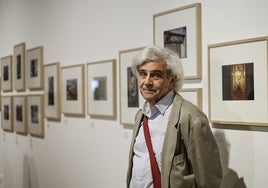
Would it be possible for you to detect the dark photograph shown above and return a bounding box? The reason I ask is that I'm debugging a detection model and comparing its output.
[222,63,254,100]
[30,59,38,77]
[127,67,139,107]
[3,66,9,81]
[16,105,23,122]
[31,105,39,123]
[4,105,9,120]
[66,78,78,100]
[164,26,187,58]
[16,54,21,79]
[48,76,55,105]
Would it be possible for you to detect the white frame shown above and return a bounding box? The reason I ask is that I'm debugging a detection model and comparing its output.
[153,3,202,79]
[208,36,268,126]
[44,62,61,120]
[180,88,202,109]
[61,64,85,116]
[87,59,116,118]
[119,47,145,126]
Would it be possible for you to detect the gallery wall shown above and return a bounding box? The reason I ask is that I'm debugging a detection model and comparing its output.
[1,0,268,188]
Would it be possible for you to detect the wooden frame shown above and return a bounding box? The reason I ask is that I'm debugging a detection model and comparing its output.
[27,95,44,137]
[26,46,44,90]
[14,42,26,91]
[44,62,61,120]
[87,59,116,118]
[119,47,145,125]
[180,88,202,109]
[1,55,13,92]
[61,64,85,116]
[153,3,202,79]
[208,36,268,126]
[1,96,13,131]
[13,95,27,134]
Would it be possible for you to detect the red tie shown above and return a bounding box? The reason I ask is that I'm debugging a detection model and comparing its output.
[143,116,161,188]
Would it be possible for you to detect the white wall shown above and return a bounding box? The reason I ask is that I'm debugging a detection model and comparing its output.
[0,0,268,188]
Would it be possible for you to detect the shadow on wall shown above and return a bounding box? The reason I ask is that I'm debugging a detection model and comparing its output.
[23,155,39,188]
[214,130,247,188]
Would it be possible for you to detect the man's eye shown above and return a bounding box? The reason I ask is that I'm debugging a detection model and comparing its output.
[139,72,147,77]
[152,73,161,79]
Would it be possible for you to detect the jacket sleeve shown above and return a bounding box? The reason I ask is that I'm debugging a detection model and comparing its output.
[183,115,223,188]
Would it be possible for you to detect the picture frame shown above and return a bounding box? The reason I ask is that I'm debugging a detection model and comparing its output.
[153,3,202,79]
[119,47,145,126]
[44,62,61,120]
[179,88,202,109]
[208,36,268,126]
[61,64,85,116]
[14,42,26,91]
[26,46,44,90]
[1,96,13,131]
[27,95,44,137]
[13,95,27,134]
[1,55,13,92]
[87,59,116,118]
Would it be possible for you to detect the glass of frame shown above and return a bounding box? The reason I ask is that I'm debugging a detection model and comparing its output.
[119,47,145,126]
[1,96,13,131]
[61,64,85,116]
[179,88,202,109]
[153,3,202,79]
[27,95,44,137]
[208,36,268,126]
[87,59,116,118]
[14,42,26,91]
[27,46,44,90]
[13,96,27,134]
[44,62,61,120]
[1,55,13,92]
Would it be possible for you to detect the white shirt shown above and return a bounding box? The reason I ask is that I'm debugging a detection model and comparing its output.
[130,90,175,188]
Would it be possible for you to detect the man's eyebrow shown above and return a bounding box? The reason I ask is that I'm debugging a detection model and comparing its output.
[139,69,165,73]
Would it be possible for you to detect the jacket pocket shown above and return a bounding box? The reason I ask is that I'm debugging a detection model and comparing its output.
[170,153,196,188]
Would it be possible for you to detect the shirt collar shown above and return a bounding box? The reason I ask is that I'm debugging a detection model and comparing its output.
[142,90,175,118]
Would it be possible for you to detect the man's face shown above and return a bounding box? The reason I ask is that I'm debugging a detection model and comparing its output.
[138,61,176,107]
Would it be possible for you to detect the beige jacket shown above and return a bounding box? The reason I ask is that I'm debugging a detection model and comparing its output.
[126,93,222,188]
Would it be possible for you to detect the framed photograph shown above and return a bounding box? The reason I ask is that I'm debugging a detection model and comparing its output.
[208,36,268,126]
[1,55,13,92]
[87,59,116,117]
[27,46,44,90]
[44,62,61,120]
[13,96,27,134]
[27,95,44,137]
[119,47,145,125]
[1,96,13,131]
[179,88,202,109]
[61,64,85,116]
[153,3,202,79]
[14,42,26,91]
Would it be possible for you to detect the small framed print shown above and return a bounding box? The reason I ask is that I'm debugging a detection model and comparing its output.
[208,36,268,126]
[14,42,26,91]
[27,95,44,137]
[87,59,116,118]
[153,3,202,79]
[44,62,61,120]
[179,88,202,109]
[13,96,27,134]
[61,64,85,116]
[27,46,44,90]
[1,55,13,92]
[119,47,145,125]
[1,96,13,132]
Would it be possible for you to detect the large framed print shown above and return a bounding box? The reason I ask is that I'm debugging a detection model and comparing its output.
[208,36,268,126]
[27,46,44,90]
[1,96,13,131]
[13,96,27,134]
[27,95,44,137]
[44,62,61,120]
[153,3,202,79]
[61,64,85,116]
[180,88,202,109]
[1,55,13,92]
[119,47,145,125]
[87,59,116,118]
[14,42,26,91]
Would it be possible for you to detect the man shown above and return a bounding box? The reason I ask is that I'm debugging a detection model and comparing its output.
[126,45,222,188]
